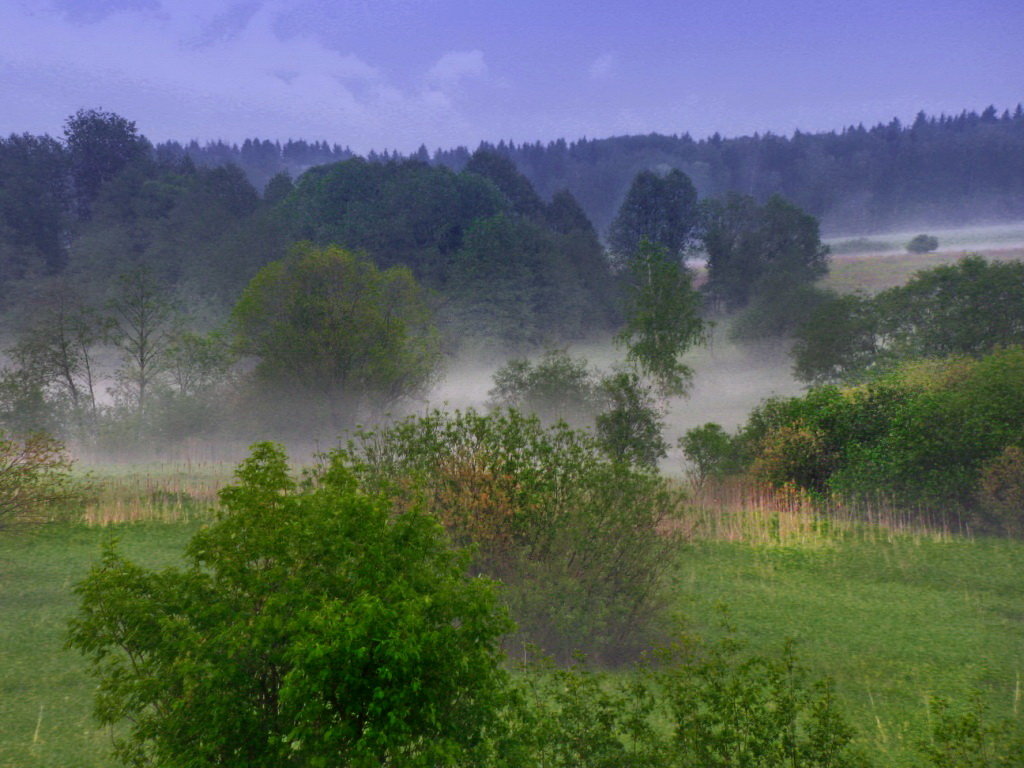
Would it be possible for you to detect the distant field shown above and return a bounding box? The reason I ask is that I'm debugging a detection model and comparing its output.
[824,222,1024,293]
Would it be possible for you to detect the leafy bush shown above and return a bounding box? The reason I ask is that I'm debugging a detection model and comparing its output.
[658,635,863,768]
[336,408,684,661]
[67,443,513,768]
[595,369,668,468]
[906,233,939,253]
[487,348,603,426]
[793,257,1024,384]
[735,349,1024,517]
[978,445,1024,536]
[919,694,1024,768]
[679,422,742,486]
[0,431,82,527]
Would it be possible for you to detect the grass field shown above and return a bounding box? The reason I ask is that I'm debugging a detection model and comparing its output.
[2,495,1021,767]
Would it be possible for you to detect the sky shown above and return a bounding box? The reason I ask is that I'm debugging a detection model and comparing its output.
[1,0,1021,153]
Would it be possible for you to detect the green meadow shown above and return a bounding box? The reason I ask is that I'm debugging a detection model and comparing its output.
[2,495,1022,767]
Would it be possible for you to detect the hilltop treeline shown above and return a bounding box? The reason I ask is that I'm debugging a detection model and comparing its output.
[156,104,1024,235]
[0,110,618,348]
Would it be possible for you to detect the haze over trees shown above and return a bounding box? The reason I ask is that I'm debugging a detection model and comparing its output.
[152,105,1024,236]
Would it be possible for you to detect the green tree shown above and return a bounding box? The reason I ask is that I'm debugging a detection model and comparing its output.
[487,349,603,425]
[608,169,700,265]
[63,108,148,216]
[67,442,513,768]
[232,243,441,416]
[679,422,740,487]
[703,193,829,311]
[906,234,939,254]
[616,240,707,396]
[339,409,683,661]
[10,280,102,433]
[595,369,668,468]
[106,266,180,427]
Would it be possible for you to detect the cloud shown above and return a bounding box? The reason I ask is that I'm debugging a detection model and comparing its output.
[0,2,488,151]
[588,52,616,80]
[424,50,488,90]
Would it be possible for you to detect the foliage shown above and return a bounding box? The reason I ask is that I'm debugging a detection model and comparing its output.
[736,349,1024,515]
[67,442,513,768]
[608,168,700,265]
[906,233,939,254]
[595,369,668,468]
[106,266,181,422]
[679,422,741,486]
[978,445,1024,537]
[10,280,102,433]
[232,243,441,418]
[0,431,82,527]
[658,633,863,768]
[703,193,830,311]
[63,108,148,216]
[791,292,880,385]
[487,349,603,425]
[793,256,1024,384]
[616,240,707,396]
[918,695,1024,768]
[337,408,684,661]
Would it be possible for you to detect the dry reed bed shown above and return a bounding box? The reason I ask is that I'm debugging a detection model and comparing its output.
[677,480,963,546]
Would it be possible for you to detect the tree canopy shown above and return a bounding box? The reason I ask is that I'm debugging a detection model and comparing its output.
[67,442,513,768]
[232,243,442,412]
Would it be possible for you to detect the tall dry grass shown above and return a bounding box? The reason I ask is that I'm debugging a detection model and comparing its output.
[80,462,233,525]
[675,478,965,546]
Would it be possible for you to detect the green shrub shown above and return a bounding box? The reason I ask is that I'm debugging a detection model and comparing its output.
[487,348,603,426]
[978,445,1024,536]
[337,408,684,661]
[679,422,742,486]
[0,431,83,527]
[919,694,1024,768]
[906,233,939,253]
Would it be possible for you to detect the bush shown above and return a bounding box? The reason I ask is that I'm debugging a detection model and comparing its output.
[658,635,863,768]
[680,423,742,487]
[978,445,1024,536]
[487,348,603,426]
[906,234,939,253]
[67,443,513,768]
[0,431,82,527]
[337,408,684,661]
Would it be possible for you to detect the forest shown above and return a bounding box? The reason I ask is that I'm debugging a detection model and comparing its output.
[2,104,1024,768]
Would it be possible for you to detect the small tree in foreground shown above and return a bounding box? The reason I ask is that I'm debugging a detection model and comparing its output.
[67,443,513,768]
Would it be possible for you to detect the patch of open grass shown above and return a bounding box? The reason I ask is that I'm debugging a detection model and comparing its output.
[0,522,200,768]
[825,247,1024,295]
[673,534,1024,767]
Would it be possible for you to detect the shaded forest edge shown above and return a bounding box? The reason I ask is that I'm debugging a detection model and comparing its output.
[162,103,1024,235]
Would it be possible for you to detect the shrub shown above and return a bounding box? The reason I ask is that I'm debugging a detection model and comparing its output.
[906,234,939,253]
[487,348,603,426]
[658,635,863,768]
[337,408,684,661]
[978,445,1024,536]
[679,422,742,486]
[67,443,513,768]
[0,431,82,527]
[919,694,1024,768]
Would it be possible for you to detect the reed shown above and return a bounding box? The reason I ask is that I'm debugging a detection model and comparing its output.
[678,478,962,546]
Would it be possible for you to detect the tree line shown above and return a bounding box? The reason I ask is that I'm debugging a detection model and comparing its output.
[150,104,1024,236]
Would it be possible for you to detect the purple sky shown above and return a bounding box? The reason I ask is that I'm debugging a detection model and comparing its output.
[2,0,1021,153]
